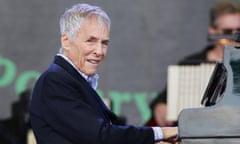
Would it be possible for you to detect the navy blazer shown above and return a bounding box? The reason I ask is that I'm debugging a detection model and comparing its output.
[29,56,154,144]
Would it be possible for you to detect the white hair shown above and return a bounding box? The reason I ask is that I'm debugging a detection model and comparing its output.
[59,3,111,41]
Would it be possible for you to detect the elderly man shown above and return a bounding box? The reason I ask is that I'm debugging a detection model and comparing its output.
[29,3,178,144]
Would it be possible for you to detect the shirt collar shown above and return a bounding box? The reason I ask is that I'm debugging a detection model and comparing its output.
[57,53,99,90]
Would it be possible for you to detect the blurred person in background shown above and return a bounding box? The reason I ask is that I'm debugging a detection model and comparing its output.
[0,89,31,144]
[145,0,240,127]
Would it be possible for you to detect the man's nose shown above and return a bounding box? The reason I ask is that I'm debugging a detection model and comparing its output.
[95,43,103,56]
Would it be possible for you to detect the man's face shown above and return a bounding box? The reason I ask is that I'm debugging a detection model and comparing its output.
[209,13,240,51]
[63,16,109,76]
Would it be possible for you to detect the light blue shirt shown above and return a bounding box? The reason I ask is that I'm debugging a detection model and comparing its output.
[57,53,163,141]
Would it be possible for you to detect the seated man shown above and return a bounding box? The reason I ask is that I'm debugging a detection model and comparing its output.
[29,3,178,144]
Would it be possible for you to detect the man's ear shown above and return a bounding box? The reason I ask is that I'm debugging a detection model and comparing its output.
[61,34,71,50]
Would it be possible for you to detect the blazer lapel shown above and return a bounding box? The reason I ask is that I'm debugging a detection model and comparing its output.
[53,55,113,123]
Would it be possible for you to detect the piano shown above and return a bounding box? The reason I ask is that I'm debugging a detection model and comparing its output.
[178,45,240,144]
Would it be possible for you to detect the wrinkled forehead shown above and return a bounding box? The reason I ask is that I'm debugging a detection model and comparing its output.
[78,15,110,38]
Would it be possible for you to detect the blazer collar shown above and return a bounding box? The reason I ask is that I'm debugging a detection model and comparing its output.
[54,55,99,89]
[53,55,87,83]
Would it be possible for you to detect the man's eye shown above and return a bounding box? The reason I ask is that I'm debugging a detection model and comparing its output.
[102,41,109,46]
[87,39,94,42]
[86,37,97,43]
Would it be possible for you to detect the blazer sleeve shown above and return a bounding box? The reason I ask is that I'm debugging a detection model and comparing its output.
[41,72,155,144]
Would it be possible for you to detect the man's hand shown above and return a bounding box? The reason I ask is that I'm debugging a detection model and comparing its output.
[162,127,178,139]
[160,127,178,143]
